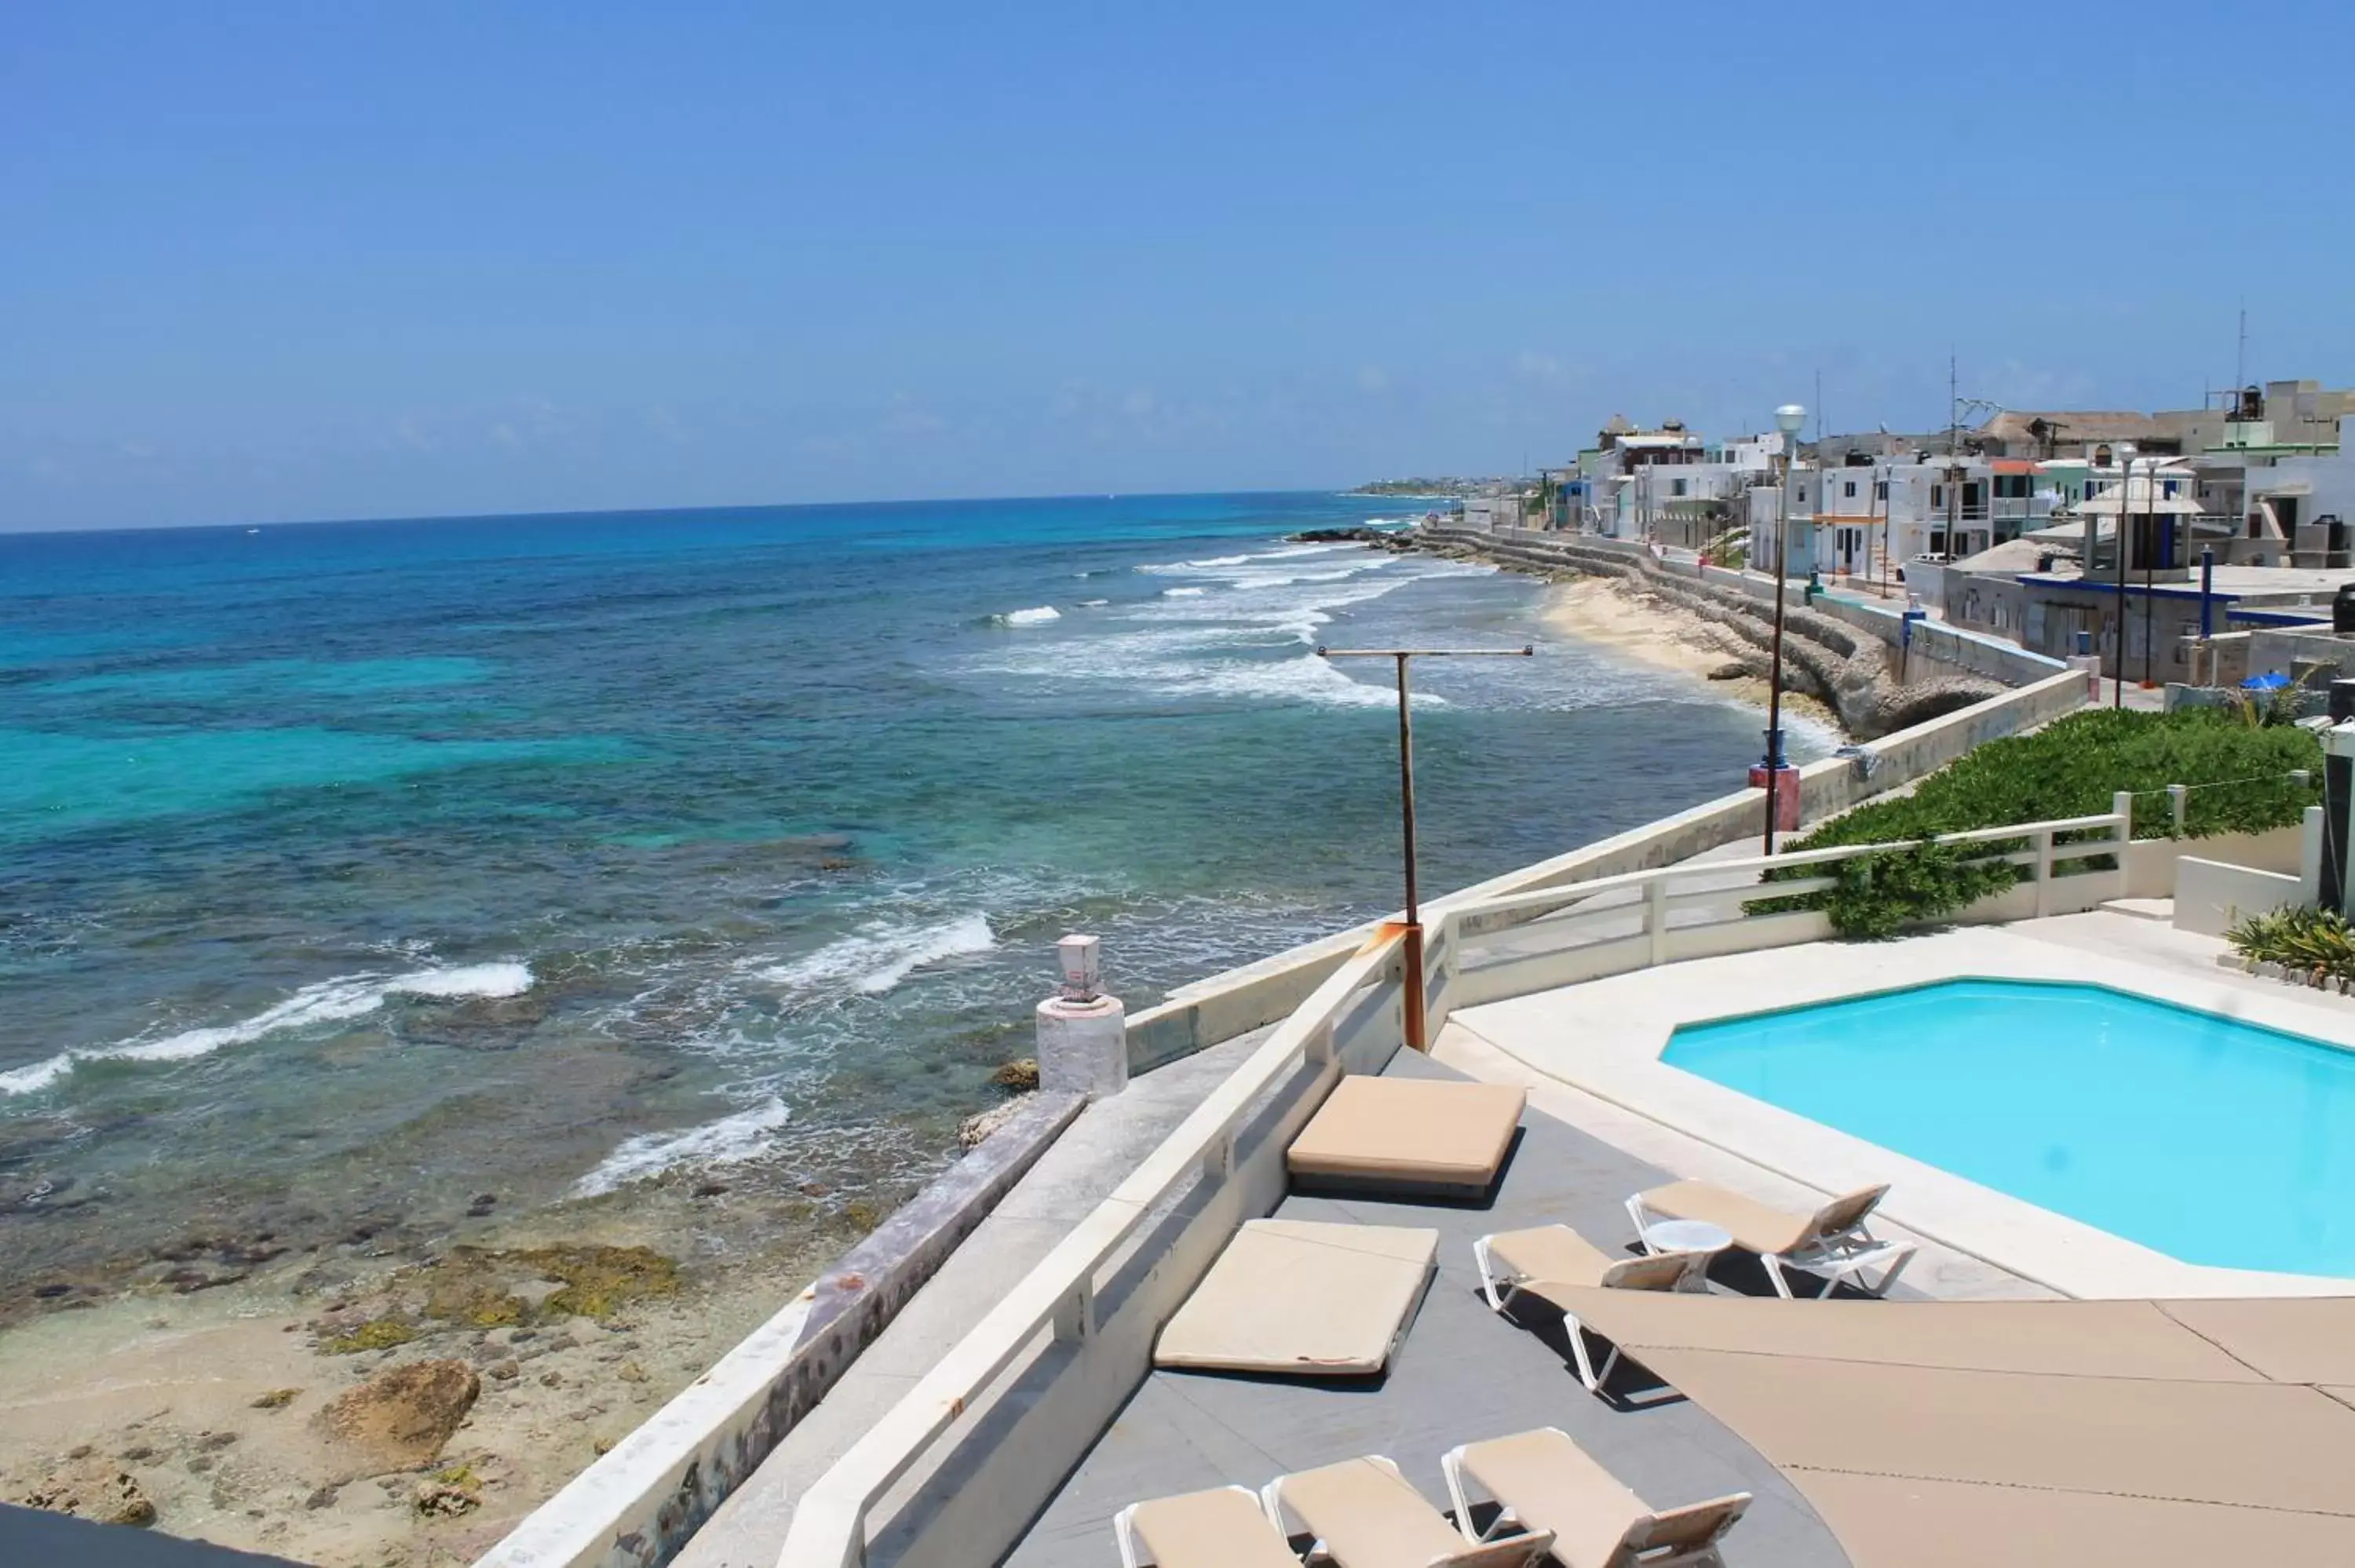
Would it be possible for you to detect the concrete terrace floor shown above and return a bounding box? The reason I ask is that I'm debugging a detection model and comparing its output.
[1001,1050,1978,1568]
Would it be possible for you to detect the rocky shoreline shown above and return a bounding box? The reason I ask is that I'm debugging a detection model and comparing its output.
[0,1114,969,1564]
[1304,525,2003,740]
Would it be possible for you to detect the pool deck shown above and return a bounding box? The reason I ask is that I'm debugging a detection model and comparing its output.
[1002,1050,1963,1568]
[1440,909,2355,1300]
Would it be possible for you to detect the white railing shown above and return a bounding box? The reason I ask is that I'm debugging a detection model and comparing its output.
[780,927,1411,1568]
[1426,796,2132,1028]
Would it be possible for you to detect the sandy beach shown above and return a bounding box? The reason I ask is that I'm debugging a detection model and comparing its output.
[1537,574,1843,735]
[0,1165,890,1565]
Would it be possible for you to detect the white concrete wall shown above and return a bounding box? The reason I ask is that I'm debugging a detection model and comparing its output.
[2123,824,2306,899]
[2173,857,2302,937]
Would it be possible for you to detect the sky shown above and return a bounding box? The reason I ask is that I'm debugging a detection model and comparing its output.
[5,2,2353,533]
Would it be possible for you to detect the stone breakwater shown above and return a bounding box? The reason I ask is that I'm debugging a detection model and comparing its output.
[1372,527,2003,740]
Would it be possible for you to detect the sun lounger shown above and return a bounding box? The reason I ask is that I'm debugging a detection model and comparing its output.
[1471,1226,1715,1393]
[1287,1075,1526,1198]
[1263,1456,1556,1568]
[1626,1180,1914,1299]
[1113,1483,1302,1568]
[1441,1428,1749,1568]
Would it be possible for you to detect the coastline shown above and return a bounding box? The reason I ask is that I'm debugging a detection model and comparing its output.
[0,1167,888,1565]
[0,512,1816,1566]
[1537,571,1846,736]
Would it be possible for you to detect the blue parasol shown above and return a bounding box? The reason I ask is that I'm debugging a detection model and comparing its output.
[2241,672,2291,691]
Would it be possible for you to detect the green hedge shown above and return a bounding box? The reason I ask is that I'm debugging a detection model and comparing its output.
[1756,709,2321,939]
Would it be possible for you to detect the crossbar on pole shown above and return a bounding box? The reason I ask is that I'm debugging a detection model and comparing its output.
[1316,644,1533,1051]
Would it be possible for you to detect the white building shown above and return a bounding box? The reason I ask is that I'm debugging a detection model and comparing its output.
[1750,454,2060,578]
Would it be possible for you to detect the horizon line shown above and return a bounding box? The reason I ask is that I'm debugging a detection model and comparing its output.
[0,483,1455,542]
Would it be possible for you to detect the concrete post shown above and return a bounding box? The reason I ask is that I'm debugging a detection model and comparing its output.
[2068,627,2103,701]
[1035,935,1127,1099]
[2167,784,2188,837]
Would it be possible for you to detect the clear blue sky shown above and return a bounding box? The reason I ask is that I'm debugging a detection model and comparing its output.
[7,2,2351,531]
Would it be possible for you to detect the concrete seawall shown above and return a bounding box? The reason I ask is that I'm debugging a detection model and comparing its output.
[1415,524,2014,738]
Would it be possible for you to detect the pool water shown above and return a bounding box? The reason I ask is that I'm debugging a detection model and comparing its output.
[1662,978,2355,1277]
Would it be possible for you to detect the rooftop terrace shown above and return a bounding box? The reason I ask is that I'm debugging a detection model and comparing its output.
[1000,1049,1881,1568]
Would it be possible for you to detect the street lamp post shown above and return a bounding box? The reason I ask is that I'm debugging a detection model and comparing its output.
[2111,444,2137,710]
[1760,402,1807,854]
[1317,644,1533,1051]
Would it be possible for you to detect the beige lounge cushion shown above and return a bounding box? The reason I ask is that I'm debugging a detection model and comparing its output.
[1487,1225,1618,1288]
[1488,1226,1699,1296]
[1638,1179,1886,1256]
[1455,1427,1745,1568]
[1278,1457,1555,1568]
[1127,1485,1300,1568]
[1287,1076,1525,1187]
[1155,1219,1437,1376]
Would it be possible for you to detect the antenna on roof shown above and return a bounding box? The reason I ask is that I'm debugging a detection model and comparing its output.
[2235,302,2247,395]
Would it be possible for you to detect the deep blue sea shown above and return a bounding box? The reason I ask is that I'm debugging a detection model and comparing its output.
[0,492,1802,1289]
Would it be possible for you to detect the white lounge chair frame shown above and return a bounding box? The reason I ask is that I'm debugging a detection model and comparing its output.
[1439,1429,1743,1568]
[1471,1234,1713,1394]
[1623,1191,1915,1300]
[1113,1484,1282,1568]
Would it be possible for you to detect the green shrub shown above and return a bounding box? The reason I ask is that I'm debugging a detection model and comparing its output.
[1757,709,2320,938]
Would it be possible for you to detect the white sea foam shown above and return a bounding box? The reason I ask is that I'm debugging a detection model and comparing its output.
[965,537,1492,710]
[571,1097,790,1198]
[0,1056,73,1096]
[759,913,995,998]
[994,606,1061,626]
[0,961,535,1097]
[1075,599,1110,608]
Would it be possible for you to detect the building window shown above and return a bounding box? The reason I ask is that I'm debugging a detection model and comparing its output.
[1931,484,1944,509]
[1875,480,1889,501]
[1844,480,1858,498]
[1670,479,1688,497]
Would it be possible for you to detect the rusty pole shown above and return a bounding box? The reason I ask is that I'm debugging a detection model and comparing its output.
[1319,644,1533,1049]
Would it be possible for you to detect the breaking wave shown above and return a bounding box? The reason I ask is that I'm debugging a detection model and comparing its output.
[990,606,1062,627]
[0,961,535,1097]
[571,1097,790,1197]
[758,913,996,999]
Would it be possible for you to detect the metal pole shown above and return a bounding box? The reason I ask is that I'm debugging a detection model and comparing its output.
[2112,458,2130,709]
[1876,461,1890,598]
[1764,457,1791,854]
[1393,653,1424,1050]
[1319,644,1532,1051]
[2141,476,2157,688]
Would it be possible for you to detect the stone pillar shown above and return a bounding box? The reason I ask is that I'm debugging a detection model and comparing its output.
[1035,935,1127,1099]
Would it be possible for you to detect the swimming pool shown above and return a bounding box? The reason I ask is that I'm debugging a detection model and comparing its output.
[1662,978,2355,1278]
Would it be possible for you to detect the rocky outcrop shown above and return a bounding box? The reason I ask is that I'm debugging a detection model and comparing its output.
[15,1457,158,1527]
[315,1359,480,1471]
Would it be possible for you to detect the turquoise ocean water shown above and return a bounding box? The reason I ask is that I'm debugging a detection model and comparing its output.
[2,494,1801,1293]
